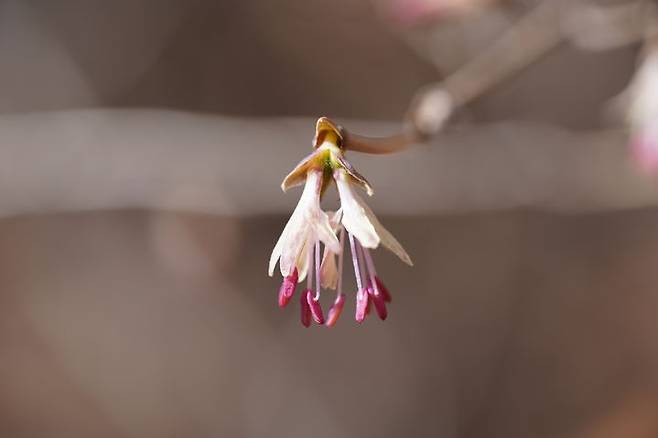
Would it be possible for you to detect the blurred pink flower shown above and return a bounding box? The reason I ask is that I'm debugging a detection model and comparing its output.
[625,45,658,174]
[270,118,412,327]
[384,0,496,26]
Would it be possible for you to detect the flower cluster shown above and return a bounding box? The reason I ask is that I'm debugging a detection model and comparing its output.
[269,117,413,327]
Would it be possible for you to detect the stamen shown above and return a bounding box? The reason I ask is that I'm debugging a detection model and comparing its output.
[314,241,321,301]
[355,240,368,291]
[362,247,380,297]
[278,267,298,308]
[360,245,387,320]
[350,233,369,323]
[307,292,325,324]
[306,241,314,290]
[368,284,388,321]
[336,229,346,297]
[300,289,312,328]
[326,293,345,328]
[355,287,369,323]
[363,247,392,303]
[375,277,392,303]
[326,229,346,328]
[348,233,363,292]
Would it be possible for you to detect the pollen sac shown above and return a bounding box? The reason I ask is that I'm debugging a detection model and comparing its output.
[325,294,346,328]
[375,276,392,303]
[300,289,312,328]
[368,286,388,321]
[307,293,325,324]
[355,288,369,323]
[278,268,299,308]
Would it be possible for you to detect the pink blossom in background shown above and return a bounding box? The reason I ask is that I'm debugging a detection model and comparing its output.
[625,45,658,174]
[630,125,658,174]
[384,0,496,26]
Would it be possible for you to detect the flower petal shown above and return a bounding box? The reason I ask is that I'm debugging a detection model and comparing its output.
[272,170,321,276]
[334,169,412,265]
[295,240,310,282]
[335,170,379,248]
[281,149,323,192]
[319,210,343,289]
[279,222,310,277]
[361,200,413,266]
[314,210,341,254]
[320,247,338,289]
[333,153,374,196]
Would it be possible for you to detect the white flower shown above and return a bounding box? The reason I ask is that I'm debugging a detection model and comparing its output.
[270,117,413,327]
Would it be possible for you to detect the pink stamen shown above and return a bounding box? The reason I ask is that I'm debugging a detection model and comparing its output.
[314,241,321,300]
[362,247,380,297]
[336,229,345,298]
[307,291,325,324]
[348,233,363,292]
[368,284,388,320]
[326,293,346,328]
[355,240,368,291]
[350,233,369,323]
[305,239,325,324]
[326,229,346,328]
[306,241,314,290]
[278,267,298,308]
[375,276,392,303]
[300,289,312,328]
[355,287,369,323]
[361,244,388,319]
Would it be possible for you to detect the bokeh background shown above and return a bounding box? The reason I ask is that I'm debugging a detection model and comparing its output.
[1,0,657,437]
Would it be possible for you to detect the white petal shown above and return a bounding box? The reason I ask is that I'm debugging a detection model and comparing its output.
[279,220,309,277]
[362,201,413,266]
[313,209,340,253]
[335,170,379,248]
[281,149,323,192]
[320,246,338,289]
[268,230,285,276]
[328,209,343,231]
[335,169,412,266]
[272,171,320,276]
[295,240,310,282]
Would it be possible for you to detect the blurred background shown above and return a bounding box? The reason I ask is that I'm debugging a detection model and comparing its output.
[1,0,658,437]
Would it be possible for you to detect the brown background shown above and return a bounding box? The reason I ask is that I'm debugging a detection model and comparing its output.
[0,1,656,437]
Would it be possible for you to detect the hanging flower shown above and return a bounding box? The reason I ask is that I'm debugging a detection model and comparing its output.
[625,42,658,174]
[269,117,413,327]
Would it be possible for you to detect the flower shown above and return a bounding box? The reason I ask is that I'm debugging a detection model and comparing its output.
[269,117,413,327]
[384,0,498,27]
[624,43,658,174]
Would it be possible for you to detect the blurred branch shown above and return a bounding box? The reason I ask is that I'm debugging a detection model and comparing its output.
[435,0,561,108]
[405,0,655,139]
[562,0,657,51]
[1,109,658,217]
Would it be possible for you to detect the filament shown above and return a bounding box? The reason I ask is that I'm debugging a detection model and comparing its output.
[314,240,321,300]
[348,232,363,292]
